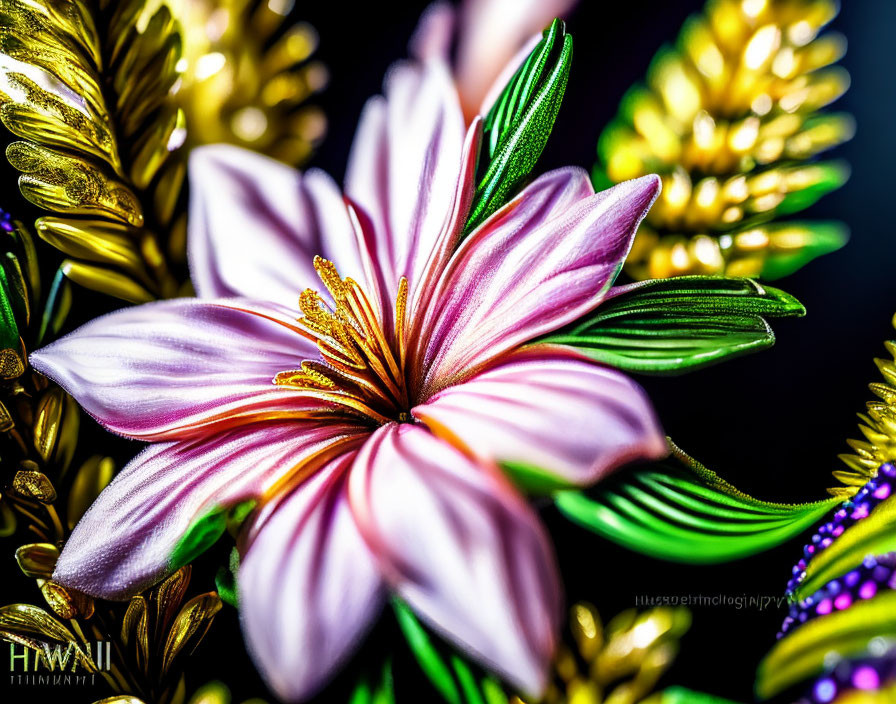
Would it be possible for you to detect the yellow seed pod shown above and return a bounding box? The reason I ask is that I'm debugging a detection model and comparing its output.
[596,0,852,281]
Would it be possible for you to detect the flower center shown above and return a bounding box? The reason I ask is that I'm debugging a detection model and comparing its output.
[274,256,410,425]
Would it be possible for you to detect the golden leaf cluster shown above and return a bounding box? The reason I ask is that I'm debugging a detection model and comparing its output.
[516,603,691,704]
[0,0,186,302]
[0,564,223,704]
[835,318,896,493]
[166,0,327,164]
[0,216,84,539]
[0,1,326,303]
[595,0,852,281]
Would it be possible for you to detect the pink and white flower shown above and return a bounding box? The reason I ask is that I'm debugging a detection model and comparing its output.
[31,49,664,704]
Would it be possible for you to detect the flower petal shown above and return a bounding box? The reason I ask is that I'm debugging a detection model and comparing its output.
[240,451,383,702]
[188,145,368,307]
[348,423,560,697]
[413,347,667,489]
[413,173,661,396]
[345,58,467,313]
[30,298,325,441]
[54,422,364,599]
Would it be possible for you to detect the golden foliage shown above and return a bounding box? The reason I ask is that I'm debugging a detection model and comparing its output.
[596,0,852,281]
[835,321,896,493]
[167,0,327,164]
[517,603,691,704]
[0,0,185,301]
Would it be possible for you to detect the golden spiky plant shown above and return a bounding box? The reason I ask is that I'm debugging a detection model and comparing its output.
[166,0,327,165]
[516,603,691,704]
[595,0,853,281]
[0,0,186,302]
[0,566,222,704]
[835,316,896,495]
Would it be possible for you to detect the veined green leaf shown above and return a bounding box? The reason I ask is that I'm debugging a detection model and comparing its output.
[541,276,804,374]
[757,591,896,699]
[465,19,572,232]
[554,443,839,563]
[792,494,896,601]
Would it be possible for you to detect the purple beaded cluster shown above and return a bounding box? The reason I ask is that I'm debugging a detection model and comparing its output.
[797,654,896,703]
[786,463,896,595]
[779,553,896,638]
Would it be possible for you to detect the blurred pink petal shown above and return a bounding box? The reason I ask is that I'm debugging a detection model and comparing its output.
[240,452,383,703]
[349,424,560,696]
[30,298,324,441]
[345,59,467,320]
[189,145,370,307]
[54,423,364,599]
[411,0,577,121]
[413,173,661,395]
[414,347,667,488]
[410,2,455,62]
[456,0,577,119]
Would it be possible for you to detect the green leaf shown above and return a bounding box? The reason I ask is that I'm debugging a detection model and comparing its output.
[393,600,510,704]
[775,160,850,216]
[792,493,896,601]
[656,687,744,704]
[465,19,572,232]
[541,276,804,374]
[554,443,839,563]
[759,221,848,281]
[170,500,255,570]
[0,262,19,351]
[170,507,228,570]
[394,599,462,704]
[36,266,71,346]
[757,591,896,699]
[349,659,395,704]
[214,547,240,608]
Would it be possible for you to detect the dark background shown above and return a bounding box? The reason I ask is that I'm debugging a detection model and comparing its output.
[2,0,895,702]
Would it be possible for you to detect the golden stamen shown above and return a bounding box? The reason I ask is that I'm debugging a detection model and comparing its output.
[274,258,412,424]
[396,276,408,369]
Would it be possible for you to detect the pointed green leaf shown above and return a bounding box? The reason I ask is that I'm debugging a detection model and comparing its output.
[170,507,227,570]
[214,547,240,608]
[0,263,19,351]
[37,266,71,346]
[170,500,254,569]
[465,19,572,232]
[554,444,839,563]
[775,160,850,216]
[393,599,462,704]
[393,599,508,704]
[542,276,804,374]
[759,221,848,280]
